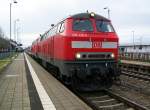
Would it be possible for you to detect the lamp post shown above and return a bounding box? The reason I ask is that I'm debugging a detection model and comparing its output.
[104,7,110,19]
[132,31,135,46]
[16,27,21,43]
[14,19,19,42]
[139,36,142,45]
[10,0,17,51]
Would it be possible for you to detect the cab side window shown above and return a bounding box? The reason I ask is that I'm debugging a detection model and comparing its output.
[59,22,65,33]
[57,24,62,33]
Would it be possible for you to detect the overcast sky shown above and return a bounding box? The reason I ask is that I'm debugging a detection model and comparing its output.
[0,0,150,47]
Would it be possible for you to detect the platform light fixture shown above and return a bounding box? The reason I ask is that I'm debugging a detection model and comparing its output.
[104,7,110,19]
[13,0,17,3]
[90,12,95,17]
[132,31,135,48]
[14,19,19,42]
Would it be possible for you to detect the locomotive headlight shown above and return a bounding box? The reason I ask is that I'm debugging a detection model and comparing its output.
[111,53,115,58]
[76,53,81,59]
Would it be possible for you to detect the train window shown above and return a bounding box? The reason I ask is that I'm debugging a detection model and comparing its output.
[46,31,50,38]
[48,29,52,37]
[40,35,44,41]
[43,34,46,40]
[45,33,48,39]
[51,26,57,36]
[38,38,41,42]
[96,20,115,32]
[47,30,50,38]
[73,19,93,32]
[59,22,65,33]
[51,29,54,36]
[44,34,46,39]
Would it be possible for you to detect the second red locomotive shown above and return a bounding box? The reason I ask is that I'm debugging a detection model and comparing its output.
[30,12,120,91]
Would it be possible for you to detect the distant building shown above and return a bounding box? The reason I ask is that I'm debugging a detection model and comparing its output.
[0,37,9,50]
[119,44,150,53]
[0,37,22,52]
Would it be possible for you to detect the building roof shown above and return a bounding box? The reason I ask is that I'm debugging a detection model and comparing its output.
[119,44,150,47]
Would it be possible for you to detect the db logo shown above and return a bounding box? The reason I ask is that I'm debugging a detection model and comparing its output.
[92,42,101,48]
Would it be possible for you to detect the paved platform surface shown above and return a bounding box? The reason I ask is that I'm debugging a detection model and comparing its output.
[0,53,30,110]
[26,54,92,110]
[0,53,92,110]
[121,60,150,67]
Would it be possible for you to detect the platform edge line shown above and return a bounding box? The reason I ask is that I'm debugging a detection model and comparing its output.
[24,53,56,110]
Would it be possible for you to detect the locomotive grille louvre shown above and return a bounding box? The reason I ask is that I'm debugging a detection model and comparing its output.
[80,53,112,59]
[88,54,111,59]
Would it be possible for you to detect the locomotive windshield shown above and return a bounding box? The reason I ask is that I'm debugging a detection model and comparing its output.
[96,20,115,32]
[73,19,93,32]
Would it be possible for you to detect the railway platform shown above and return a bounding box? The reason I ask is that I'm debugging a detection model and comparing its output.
[0,53,92,110]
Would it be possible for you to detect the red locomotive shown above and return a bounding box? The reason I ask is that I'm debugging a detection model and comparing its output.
[30,12,120,91]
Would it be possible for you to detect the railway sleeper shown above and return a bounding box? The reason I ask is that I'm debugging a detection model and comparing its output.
[98,103,126,110]
[87,96,111,101]
[93,98,119,106]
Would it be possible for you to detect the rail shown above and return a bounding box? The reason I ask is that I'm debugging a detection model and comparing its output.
[73,90,149,110]
[118,62,150,97]
[105,90,148,110]
[120,61,150,78]
[119,52,150,62]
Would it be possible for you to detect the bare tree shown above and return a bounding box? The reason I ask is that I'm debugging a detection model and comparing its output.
[0,26,9,50]
[0,27,4,37]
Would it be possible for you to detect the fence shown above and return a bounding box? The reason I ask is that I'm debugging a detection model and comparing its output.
[0,51,15,60]
[119,52,150,62]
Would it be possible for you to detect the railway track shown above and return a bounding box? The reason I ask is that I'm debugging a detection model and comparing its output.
[118,64,150,96]
[74,90,148,110]
[121,69,150,81]
[120,62,150,81]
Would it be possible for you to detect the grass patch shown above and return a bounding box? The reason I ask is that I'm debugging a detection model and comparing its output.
[0,60,10,70]
[0,52,18,71]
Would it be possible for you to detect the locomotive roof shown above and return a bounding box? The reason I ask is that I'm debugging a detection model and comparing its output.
[69,13,109,21]
[33,12,110,44]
